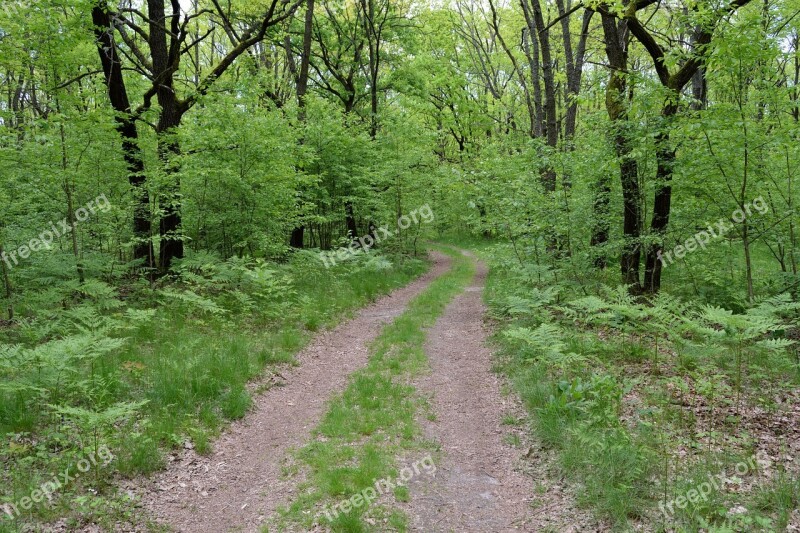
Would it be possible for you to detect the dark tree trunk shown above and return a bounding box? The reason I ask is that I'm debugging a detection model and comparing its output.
[0,242,13,320]
[590,171,611,268]
[557,3,593,145]
[521,28,544,138]
[345,202,357,238]
[289,0,315,248]
[290,226,305,248]
[297,0,314,113]
[600,12,642,289]
[148,0,186,270]
[156,134,184,271]
[621,0,753,293]
[522,0,558,191]
[360,0,381,139]
[643,102,678,292]
[91,2,154,268]
[691,67,707,110]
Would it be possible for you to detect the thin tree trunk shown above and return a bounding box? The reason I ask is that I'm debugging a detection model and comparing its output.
[54,91,85,283]
[0,243,13,320]
[361,0,380,139]
[787,149,798,278]
[522,0,558,191]
[557,3,593,144]
[289,0,315,248]
[590,171,611,268]
[642,102,678,293]
[691,67,707,110]
[345,202,357,238]
[488,0,535,138]
[521,28,544,138]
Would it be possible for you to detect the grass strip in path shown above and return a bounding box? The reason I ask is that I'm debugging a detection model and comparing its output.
[270,245,475,532]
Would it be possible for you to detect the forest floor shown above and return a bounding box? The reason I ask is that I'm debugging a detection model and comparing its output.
[120,247,578,532]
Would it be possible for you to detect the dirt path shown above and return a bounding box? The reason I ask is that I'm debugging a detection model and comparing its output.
[135,252,452,533]
[402,256,596,532]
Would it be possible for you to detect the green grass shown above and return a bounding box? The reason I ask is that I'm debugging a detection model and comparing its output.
[272,245,475,532]
[475,238,800,531]
[0,251,427,531]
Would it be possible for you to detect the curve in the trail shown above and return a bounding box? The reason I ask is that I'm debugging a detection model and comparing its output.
[137,252,453,533]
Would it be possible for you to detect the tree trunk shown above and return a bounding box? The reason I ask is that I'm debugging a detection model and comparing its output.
[622,0,753,293]
[290,226,305,248]
[521,28,544,138]
[0,242,13,320]
[590,171,611,269]
[522,0,558,191]
[148,0,185,270]
[91,2,154,268]
[289,0,315,248]
[691,67,707,110]
[557,4,593,145]
[600,13,642,289]
[361,0,380,139]
[642,101,678,293]
[345,202,358,238]
[297,0,314,114]
[157,133,184,270]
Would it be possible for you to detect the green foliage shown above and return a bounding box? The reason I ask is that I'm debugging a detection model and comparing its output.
[482,241,799,528]
[0,248,426,528]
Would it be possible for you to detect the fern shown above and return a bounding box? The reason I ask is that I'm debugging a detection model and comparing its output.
[159,288,228,316]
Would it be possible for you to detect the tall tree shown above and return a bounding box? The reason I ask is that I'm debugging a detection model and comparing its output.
[91,2,154,269]
[619,0,754,292]
[95,0,303,269]
[288,0,317,248]
[597,8,641,285]
[520,0,558,191]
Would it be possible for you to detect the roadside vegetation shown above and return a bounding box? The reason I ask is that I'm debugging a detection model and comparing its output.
[0,250,425,531]
[480,240,800,531]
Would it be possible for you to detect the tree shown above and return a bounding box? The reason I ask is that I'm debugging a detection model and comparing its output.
[616,0,754,292]
[92,0,303,269]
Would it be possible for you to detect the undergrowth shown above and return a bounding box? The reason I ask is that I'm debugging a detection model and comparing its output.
[0,249,426,531]
[481,241,800,531]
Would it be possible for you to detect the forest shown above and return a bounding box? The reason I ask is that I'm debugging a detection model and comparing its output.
[0,0,799,531]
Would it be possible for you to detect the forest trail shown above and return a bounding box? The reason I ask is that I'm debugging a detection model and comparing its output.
[135,252,452,532]
[401,253,595,532]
